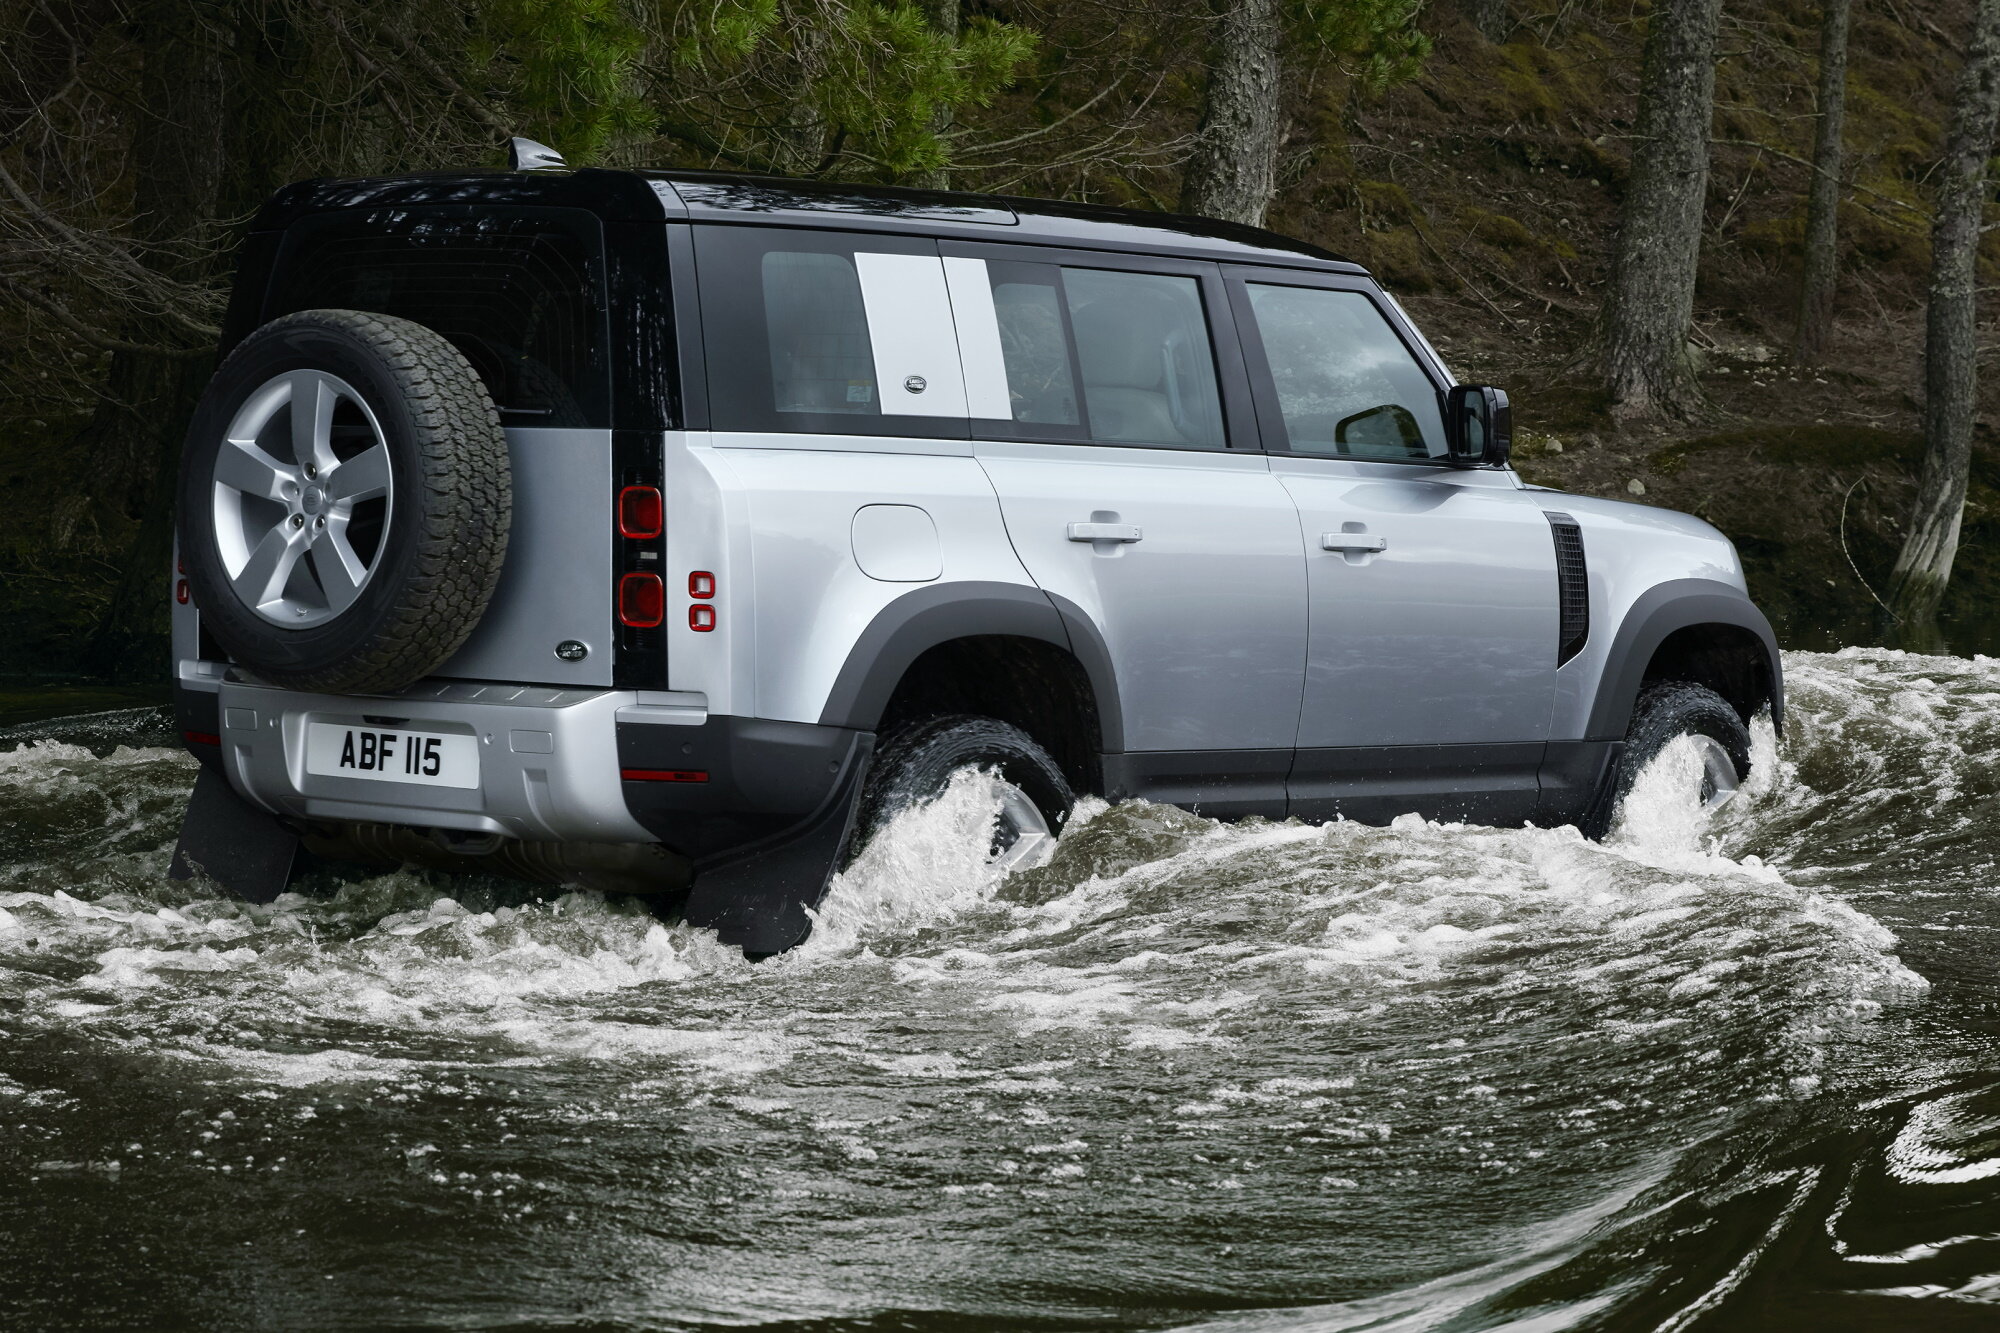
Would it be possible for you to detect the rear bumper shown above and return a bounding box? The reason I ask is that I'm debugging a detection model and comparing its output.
[213,677,662,841]
[616,712,868,864]
[198,676,868,861]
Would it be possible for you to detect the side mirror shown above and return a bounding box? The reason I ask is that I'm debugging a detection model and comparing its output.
[1444,385,1511,467]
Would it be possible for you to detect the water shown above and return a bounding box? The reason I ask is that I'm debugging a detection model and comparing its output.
[0,649,1996,1331]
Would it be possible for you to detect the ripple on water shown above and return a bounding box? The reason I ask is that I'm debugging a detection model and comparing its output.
[0,652,1990,1331]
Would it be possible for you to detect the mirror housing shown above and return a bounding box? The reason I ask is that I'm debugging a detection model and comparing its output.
[1444,385,1512,467]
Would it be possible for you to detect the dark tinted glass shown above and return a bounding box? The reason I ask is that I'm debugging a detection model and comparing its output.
[267,207,610,427]
[693,226,966,439]
[760,249,879,415]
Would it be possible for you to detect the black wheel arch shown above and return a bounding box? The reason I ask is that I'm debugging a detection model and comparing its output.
[1586,579,1783,741]
[814,582,1121,793]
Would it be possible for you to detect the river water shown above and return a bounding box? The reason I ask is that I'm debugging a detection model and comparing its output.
[1,648,1996,1332]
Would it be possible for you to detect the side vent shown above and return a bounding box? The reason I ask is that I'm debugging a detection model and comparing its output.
[1544,511,1589,666]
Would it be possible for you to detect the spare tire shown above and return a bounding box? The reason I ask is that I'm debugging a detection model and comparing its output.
[176,309,511,694]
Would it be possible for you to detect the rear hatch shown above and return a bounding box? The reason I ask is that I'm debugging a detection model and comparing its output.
[260,203,628,689]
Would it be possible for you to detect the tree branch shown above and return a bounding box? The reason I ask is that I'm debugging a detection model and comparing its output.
[0,272,212,359]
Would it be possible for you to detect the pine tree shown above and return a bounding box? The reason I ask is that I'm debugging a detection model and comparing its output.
[1886,0,2000,641]
[1792,0,1850,366]
[1602,0,1725,420]
[661,1,1034,184]
[1179,0,1428,227]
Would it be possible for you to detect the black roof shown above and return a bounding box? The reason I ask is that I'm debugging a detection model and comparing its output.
[251,167,1363,273]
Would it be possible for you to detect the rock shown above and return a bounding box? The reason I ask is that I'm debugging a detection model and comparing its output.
[1627,479,1647,496]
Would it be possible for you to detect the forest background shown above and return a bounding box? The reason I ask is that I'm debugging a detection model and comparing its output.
[3,0,1998,706]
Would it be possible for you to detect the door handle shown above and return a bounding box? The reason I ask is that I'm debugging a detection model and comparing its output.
[1320,533,1388,553]
[1068,522,1143,543]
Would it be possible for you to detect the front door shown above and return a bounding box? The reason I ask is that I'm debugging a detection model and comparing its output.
[1228,271,1560,824]
[945,245,1307,817]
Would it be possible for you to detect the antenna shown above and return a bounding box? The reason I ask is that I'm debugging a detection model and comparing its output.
[507,137,567,172]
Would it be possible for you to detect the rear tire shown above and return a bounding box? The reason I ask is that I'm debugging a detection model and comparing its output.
[1588,681,1751,837]
[852,715,1074,873]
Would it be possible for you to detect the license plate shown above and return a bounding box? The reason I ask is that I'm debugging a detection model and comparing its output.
[304,722,479,790]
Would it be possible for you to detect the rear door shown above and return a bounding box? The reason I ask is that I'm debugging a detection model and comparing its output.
[262,205,621,689]
[943,242,1307,817]
[1226,269,1560,824]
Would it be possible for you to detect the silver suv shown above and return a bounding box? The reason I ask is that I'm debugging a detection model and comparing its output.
[168,148,1782,954]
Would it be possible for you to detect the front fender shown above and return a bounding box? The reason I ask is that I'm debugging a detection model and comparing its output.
[1582,578,1783,740]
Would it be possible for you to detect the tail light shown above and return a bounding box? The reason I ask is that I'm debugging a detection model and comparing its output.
[617,486,663,539]
[689,605,716,632]
[612,459,668,686]
[175,579,191,605]
[688,571,715,599]
[618,573,665,628]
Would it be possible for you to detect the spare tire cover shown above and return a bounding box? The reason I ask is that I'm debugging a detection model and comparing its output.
[176,308,512,694]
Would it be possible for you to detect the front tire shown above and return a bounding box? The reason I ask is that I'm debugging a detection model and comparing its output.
[852,715,1074,873]
[1589,681,1751,836]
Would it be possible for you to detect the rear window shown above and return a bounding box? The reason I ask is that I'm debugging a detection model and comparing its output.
[265,206,611,427]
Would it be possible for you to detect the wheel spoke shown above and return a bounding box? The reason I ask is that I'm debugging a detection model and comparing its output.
[213,440,291,502]
[313,525,368,613]
[288,372,335,469]
[328,444,389,502]
[232,525,306,610]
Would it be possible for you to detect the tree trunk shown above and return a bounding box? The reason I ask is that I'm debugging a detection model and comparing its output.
[1179,0,1283,227]
[1460,0,1509,43]
[1886,0,2000,638]
[82,0,229,679]
[1792,0,1851,366]
[910,0,960,190]
[1602,0,1725,420]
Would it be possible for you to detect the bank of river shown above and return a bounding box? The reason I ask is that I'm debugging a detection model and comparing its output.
[1,649,1996,1331]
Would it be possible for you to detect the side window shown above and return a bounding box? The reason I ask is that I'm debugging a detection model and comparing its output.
[1063,268,1224,449]
[695,227,968,438]
[267,206,610,427]
[1242,283,1446,461]
[988,262,1080,426]
[760,250,875,415]
[953,257,1227,449]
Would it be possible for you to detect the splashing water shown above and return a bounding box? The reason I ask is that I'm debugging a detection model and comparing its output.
[1,651,1996,1330]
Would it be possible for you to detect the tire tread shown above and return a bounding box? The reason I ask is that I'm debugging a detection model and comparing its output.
[180,309,512,694]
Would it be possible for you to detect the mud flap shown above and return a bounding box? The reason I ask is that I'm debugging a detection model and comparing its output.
[169,765,299,903]
[680,749,870,957]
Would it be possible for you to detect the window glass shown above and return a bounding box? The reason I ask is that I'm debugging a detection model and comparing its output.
[1062,269,1224,448]
[761,250,877,415]
[988,262,1079,426]
[694,227,965,439]
[1245,284,1445,460]
[268,207,608,427]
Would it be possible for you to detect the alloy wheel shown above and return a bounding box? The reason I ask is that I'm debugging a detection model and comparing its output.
[991,780,1056,873]
[210,369,394,627]
[1689,733,1741,810]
